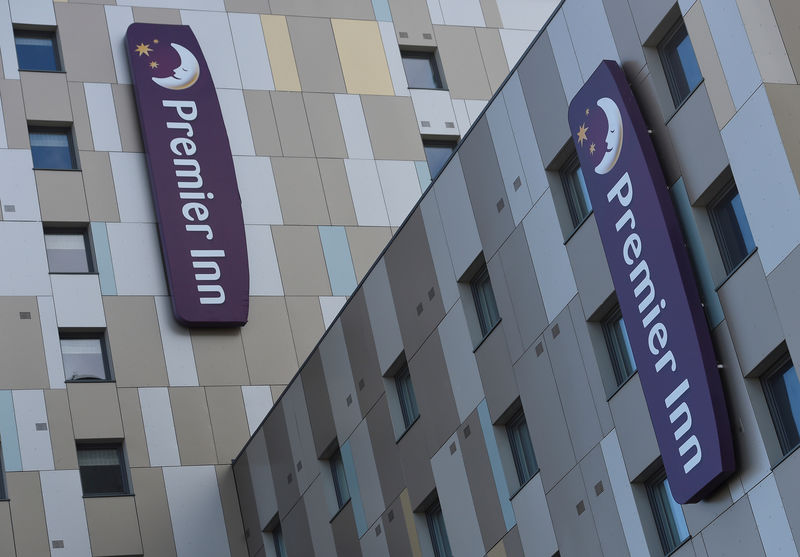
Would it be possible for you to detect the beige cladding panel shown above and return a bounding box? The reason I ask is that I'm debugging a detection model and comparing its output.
[169,387,218,465]
[117,387,150,468]
[0,79,29,149]
[434,25,493,100]
[36,170,89,222]
[112,84,144,153]
[476,28,511,93]
[361,95,426,161]
[80,151,120,222]
[285,295,325,365]
[104,296,168,388]
[67,81,94,152]
[332,19,394,96]
[190,328,250,386]
[479,0,504,28]
[7,472,50,557]
[0,297,49,389]
[272,225,332,295]
[269,0,374,19]
[271,91,316,158]
[319,158,358,225]
[44,389,78,470]
[206,387,250,464]
[345,225,392,281]
[771,0,800,80]
[287,16,347,94]
[0,503,15,557]
[55,3,117,83]
[84,496,143,556]
[131,467,177,557]
[241,297,298,385]
[766,83,800,195]
[20,72,72,123]
[304,92,348,158]
[132,7,182,24]
[271,157,330,224]
[67,382,124,440]
[243,90,283,157]
[216,464,249,557]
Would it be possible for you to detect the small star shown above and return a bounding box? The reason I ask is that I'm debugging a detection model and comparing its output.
[589,143,596,155]
[134,42,153,57]
[149,61,159,69]
[585,108,590,116]
[153,39,159,44]
[577,123,589,146]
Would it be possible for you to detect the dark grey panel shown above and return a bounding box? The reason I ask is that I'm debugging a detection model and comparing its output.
[385,208,446,359]
[383,496,414,557]
[396,408,436,510]
[701,497,766,557]
[459,409,507,551]
[682,479,732,535]
[331,502,363,557]
[283,497,316,557]
[301,350,337,458]
[768,244,800,366]
[459,116,515,260]
[342,289,384,415]
[501,526,525,557]
[365,397,405,504]
[579,444,629,557]
[517,32,570,167]
[667,84,729,204]
[474,320,518,424]
[566,215,614,319]
[773,444,800,548]
[487,254,524,364]
[608,373,660,480]
[233,455,263,557]
[628,0,675,43]
[513,339,576,492]
[263,406,300,515]
[602,0,646,76]
[546,466,603,557]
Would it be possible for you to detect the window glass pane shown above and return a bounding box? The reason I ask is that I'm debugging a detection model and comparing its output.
[766,361,800,453]
[661,22,702,107]
[77,446,126,495]
[561,157,591,227]
[472,266,500,337]
[396,366,419,429]
[709,186,755,274]
[675,34,702,94]
[507,412,538,485]
[663,479,689,542]
[426,502,453,557]
[61,338,108,381]
[29,129,76,170]
[424,141,456,177]
[273,524,286,557]
[45,232,91,273]
[15,32,60,71]
[402,52,442,89]
[648,474,689,553]
[604,309,637,386]
[330,450,350,508]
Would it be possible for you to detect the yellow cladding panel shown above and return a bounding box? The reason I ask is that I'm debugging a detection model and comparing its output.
[261,15,301,92]
[331,19,394,96]
[400,489,423,557]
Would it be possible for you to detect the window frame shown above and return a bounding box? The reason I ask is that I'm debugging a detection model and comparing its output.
[329,447,351,510]
[506,409,538,486]
[470,264,500,338]
[400,50,444,90]
[59,332,113,383]
[646,469,690,555]
[560,153,591,229]
[602,305,637,387]
[707,182,756,276]
[76,442,130,497]
[14,28,62,72]
[658,20,702,108]
[395,363,420,431]
[28,126,79,170]
[422,139,457,178]
[425,499,453,557]
[762,354,800,456]
[43,227,94,274]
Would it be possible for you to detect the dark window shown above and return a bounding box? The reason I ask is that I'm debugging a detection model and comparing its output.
[708,183,755,275]
[560,153,591,228]
[471,264,500,337]
[60,334,111,382]
[647,470,689,554]
[423,140,457,178]
[426,499,453,557]
[330,447,350,509]
[506,409,538,485]
[44,229,93,273]
[659,21,702,107]
[272,522,286,557]
[0,445,6,500]
[395,363,420,430]
[77,443,129,496]
[29,127,77,170]
[603,306,637,386]
[762,355,800,455]
[14,30,61,72]
[401,51,443,89]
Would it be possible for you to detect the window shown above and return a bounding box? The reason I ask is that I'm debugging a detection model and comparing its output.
[647,470,689,554]
[60,334,111,382]
[330,447,350,509]
[395,363,420,430]
[603,306,637,386]
[708,183,755,275]
[471,264,500,337]
[0,445,6,500]
[401,51,443,89]
[423,140,457,178]
[506,409,538,485]
[14,29,61,72]
[763,355,800,456]
[426,499,453,557]
[44,229,93,273]
[659,21,702,108]
[77,443,129,496]
[29,127,77,170]
[560,153,591,228]
[271,522,286,557]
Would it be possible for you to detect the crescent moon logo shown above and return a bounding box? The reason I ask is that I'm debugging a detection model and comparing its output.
[152,43,200,90]
[594,97,623,175]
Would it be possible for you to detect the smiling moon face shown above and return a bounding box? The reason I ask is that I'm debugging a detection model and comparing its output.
[152,43,200,91]
[595,97,623,175]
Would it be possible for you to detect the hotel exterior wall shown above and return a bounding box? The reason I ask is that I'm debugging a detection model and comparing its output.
[235,0,800,556]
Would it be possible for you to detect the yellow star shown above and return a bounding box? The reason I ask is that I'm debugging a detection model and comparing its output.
[149,61,159,69]
[134,43,153,57]
[153,39,159,44]
[589,143,596,155]
[585,108,590,116]
[577,123,589,146]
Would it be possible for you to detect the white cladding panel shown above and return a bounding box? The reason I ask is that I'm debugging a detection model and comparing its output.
[155,296,200,387]
[217,88,256,156]
[13,389,54,471]
[104,5,134,85]
[376,160,420,227]
[561,0,619,80]
[336,94,374,160]
[438,300,484,421]
[180,10,241,89]
[245,225,284,296]
[510,474,559,557]
[439,0,484,27]
[111,152,156,223]
[107,223,169,295]
[344,158,390,227]
[0,149,40,221]
[51,274,106,329]
[234,156,282,225]
[0,222,51,296]
[319,296,347,329]
[229,12,275,90]
[139,387,181,467]
[499,29,536,69]
[40,470,92,557]
[38,296,66,389]
[749,474,797,557]
[497,0,553,30]
[0,0,17,80]
[363,259,403,374]
[409,89,460,137]
[84,83,122,152]
[379,21,409,96]
[547,10,583,102]
[8,0,55,25]
[241,385,273,435]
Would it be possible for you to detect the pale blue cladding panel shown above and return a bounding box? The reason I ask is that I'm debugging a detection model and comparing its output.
[340,440,367,536]
[477,399,516,530]
[371,0,392,21]
[90,222,117,295]
[0,391,22,472]
[319,226,358,296]
[416,160,432,192]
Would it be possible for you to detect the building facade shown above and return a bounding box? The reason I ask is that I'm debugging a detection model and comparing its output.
[0,0,554,555]
[234,0,800,556]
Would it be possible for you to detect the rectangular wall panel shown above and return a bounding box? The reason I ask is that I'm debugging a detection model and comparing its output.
[0,0,16,80]
[379,21,409,96]
[320,296,347,329]
[229,12,274,91]
[84,83,122,152]
[155,296,199,387]
[139,387,181,467]
[163,466,232,557]
[218,89,256,156]
[13,390,53,471]
[234,156,282,225]
[340,440,367,536]
[9,0,54,25]
[51,274,106,329]
[40,470,92,556]
[0,391,21,471]
[37,296,65,390]
[409,89,460,136]
[110,152,156,223]
[749,473,796,556]
[319,321,362,443]
[344,159,390,226]
[260,15,301,92]
[510,475,558,557]
[439,0,484,26]
[319,226,358,296]
[438,300,484,421]
[561,0,619,80]
[500,29,537,69]
[547,10,583,104]
[0,149,40,221]
[419,194,459,312]
[477,401,515,530]
[0,222,51,296]
[180,10,241,89]
[349,421,385,532]
[89,223,117,296]
[332,19,394,96]
[336,94,374,159]
[104,5,134,85]
[107,223,169,295]
[241,386,273,435]
[244,225,284,296]
[376,160,421,227]
[245,433,278,529]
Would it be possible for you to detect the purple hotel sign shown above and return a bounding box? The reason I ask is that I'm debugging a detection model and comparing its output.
[126,23,248,326]
[568,61,734,503]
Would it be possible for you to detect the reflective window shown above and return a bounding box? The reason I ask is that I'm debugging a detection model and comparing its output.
[330,447,350,509]
[763,356,800,455]
[659,21,702,107]
[15,30,61,71]
[77,444,129,496]
[395,363,420,430]
[29,127,77,170]
[561,154,591,228]
[60,336,111,381]
[426,499,453,557]
[423,140,457,178]
[272,523,286,557]
[401,51,443,89]
[603,306,637,386]
[0,447,6,500]
[708,183,755,275]
[471,264,500,337]
[506,409,538,485]
[647,471,690,554]
[44,229,92,273]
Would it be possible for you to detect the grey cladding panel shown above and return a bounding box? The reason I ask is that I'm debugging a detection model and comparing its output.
[331,501,363,557]
[768,244,800,365]
[342,290,384,415]
[701,497,766,557]
[565,215,614,319]
[474,320,518,424]
[365,398,405,504]
[382,498,414,557]
[283,497,316,557]
[627,0,675,43]
[602,0,646,75]
[287,16,346,94]
[396,409,436,509]
[233,455,263,557]
[546,466,603,557]
[263,405,301,515]
[579,444,629,557]
[774,446,800,548]
[302,350,338,458]
[608,373,660,480]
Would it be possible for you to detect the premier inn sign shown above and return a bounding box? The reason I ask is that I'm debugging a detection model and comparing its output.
[568,61,734,503]
[126,23,249,327]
